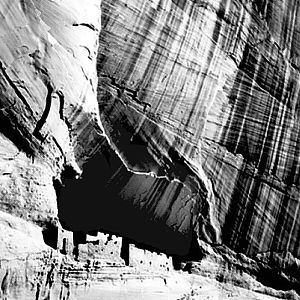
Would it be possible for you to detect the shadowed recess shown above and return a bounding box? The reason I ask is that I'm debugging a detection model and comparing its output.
[56,140,200,256]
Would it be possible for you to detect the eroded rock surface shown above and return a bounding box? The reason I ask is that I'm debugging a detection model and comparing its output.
[95,0,300,295]
[0,0,102,235]
[98,0,300,255]
[1,0,300,299]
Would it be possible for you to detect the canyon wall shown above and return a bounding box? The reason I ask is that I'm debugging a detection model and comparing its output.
[95,0,300,294]
[0,0,102,245]
[1,0,300,299]
[98,0,300,259]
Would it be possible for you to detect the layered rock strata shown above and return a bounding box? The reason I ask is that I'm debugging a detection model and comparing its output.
[1,0,300,298]
[0,0,102,235]
[94,0,300,294]
[0,0,103,297]
[98,0,300,256]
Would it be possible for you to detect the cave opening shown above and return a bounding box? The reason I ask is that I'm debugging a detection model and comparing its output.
[52,140,200,261]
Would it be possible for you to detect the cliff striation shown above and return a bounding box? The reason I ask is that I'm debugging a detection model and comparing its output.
[98,0,300,258]
[0,0,101,241]
[1,0,300,299]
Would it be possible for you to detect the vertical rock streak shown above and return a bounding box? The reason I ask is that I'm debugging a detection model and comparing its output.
[97,0,300,262]
[1,0,300,297]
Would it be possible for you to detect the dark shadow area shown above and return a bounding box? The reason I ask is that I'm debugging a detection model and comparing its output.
[0,110,36,158]
[55,139,199,257]
[171,0,185,10]
[257,267,300,295]
[120,238,130,266]
[33,83,53,140]
[42,223,58,249]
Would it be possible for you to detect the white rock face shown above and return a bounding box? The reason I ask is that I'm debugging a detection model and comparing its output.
[0,2,105,298]
[0,0,102,256]
[0,0,101,214]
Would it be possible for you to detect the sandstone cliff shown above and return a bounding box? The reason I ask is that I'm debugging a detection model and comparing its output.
[95,0,300,292]
[1,0,300,299]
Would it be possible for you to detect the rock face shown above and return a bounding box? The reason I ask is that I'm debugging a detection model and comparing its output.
[0,0,101,232]
[98,0,300,253]
[0,0,103,297]
[1,0,300,298]
[96,0,300,293]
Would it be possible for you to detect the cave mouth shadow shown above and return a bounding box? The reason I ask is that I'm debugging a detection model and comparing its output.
[44,145,300,297]
[42,221,58,250]
[45,142,203,264]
